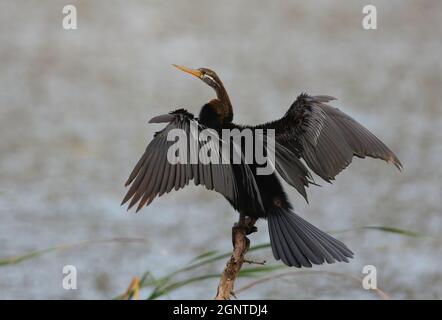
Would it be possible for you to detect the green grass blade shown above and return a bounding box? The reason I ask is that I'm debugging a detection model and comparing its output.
[188,250,219,263]
[148,266,286,299]
[362,226,434,238]
[0,238,147,267]
[239,265,286,275]
[330,225,437,239]
[140,242,273,290]
[0,248,55,266]
[130,224,433,298]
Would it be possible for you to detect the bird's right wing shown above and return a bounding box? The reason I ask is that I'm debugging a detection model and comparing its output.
[122,109,263,212]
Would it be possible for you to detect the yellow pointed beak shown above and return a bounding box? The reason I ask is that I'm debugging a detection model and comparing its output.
[172,64,203,79]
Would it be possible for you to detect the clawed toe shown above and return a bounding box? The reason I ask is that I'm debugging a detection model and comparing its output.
[245,225,258,235]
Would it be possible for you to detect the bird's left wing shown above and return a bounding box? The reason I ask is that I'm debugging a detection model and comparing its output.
[256,93,402,199]
[122,109,263,212]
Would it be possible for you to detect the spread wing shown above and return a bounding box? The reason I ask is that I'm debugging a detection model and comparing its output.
[257,93,402,196]
[122,109,263,212]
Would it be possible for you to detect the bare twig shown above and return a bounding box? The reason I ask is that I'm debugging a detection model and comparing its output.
[244,259,266,265]
[121,276,141,300]
[215,215,257,300]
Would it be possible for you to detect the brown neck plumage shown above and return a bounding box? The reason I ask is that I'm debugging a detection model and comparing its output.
[213,79,233,124]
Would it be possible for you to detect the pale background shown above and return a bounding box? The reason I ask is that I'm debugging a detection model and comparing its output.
[0,0,441,299]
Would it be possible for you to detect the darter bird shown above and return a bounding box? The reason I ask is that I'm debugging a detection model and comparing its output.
[122,65,402,268]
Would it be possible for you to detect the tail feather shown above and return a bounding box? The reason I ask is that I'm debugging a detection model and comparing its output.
[268,208,353,268]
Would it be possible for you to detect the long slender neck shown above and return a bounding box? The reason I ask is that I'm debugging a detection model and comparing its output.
[214,82,233,123]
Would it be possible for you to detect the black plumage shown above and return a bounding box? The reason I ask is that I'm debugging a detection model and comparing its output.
[122,65,402,268]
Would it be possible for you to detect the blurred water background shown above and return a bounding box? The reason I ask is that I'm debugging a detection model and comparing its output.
[0,0,441,299]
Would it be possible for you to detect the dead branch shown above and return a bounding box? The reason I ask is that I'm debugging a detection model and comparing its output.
[215,215,257,300]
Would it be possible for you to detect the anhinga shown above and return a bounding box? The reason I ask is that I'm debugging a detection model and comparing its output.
[122,65,402,268]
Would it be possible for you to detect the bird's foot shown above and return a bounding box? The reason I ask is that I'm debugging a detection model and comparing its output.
[242,217,258,235]
[233,222,257,235]
[245,225,258,235]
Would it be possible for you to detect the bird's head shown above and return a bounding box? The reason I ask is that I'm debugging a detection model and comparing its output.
[172,64,233,124]
[172,64,222,91]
